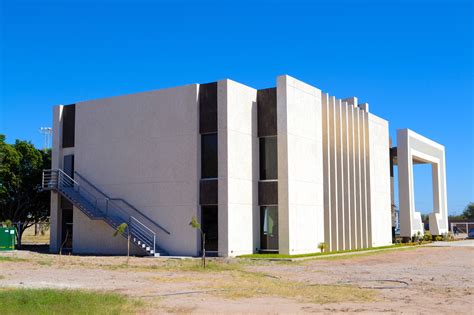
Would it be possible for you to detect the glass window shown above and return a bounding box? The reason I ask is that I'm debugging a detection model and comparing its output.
[260,136,277,180]
[201,133,218,178]
[260,206,278,250]
[201,206,218,252]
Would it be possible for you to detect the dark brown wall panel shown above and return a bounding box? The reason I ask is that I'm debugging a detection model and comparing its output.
[200,179,218,205]
[199,82,218,134]
[62,104,76,148]
[257,88,277,137]
[258,181,278,206]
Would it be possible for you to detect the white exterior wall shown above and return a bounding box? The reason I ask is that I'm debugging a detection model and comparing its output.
[72,207,141,255]
[73,84,200,256]
[277,75,324,255]
[217,80,258,256]
[368,113,392,246]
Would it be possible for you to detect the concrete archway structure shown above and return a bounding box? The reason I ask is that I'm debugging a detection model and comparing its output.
[397,129,448,238]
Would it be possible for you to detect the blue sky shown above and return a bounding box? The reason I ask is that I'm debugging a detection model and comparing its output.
[1,0,472,214]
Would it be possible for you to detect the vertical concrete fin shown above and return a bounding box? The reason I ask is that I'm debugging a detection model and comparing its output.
[322,93,332,250]
[329,96,339,251]
[342,102,351,250]
[348,105,357,249]
[364,111,372,247]
[335,99,345,250]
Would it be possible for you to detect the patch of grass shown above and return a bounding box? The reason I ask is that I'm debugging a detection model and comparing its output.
[0,288,143,315]
[0,256,27,262]
[317,246,418,261]
[103,259,243,273]
[36,259,53,266]
[238,243,412,259]
[204,270,375,304]
[175,260,242,272]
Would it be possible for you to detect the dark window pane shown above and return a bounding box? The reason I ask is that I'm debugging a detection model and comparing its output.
[63,155,74,178]
[201,206,218,252]
[260,137,277,180]
[260,206,278,250]
[201,133,218,178]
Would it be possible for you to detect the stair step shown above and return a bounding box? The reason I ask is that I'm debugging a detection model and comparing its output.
[54,176,166,257]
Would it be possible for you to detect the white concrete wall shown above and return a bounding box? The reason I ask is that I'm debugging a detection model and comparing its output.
[368,113,392,247]
[72,207,141,255]
[73,84,200,256]
[217,80,258,256]
[277,75,324,255]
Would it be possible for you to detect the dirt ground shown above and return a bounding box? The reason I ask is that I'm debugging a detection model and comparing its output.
[0,243,473,314]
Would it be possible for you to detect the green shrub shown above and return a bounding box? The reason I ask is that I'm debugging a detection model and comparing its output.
[423,231,432,241]
[441,232,454,241]
[435,235,443,241]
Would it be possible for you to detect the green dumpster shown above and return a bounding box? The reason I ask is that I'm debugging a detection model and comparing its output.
[0,227,17,250]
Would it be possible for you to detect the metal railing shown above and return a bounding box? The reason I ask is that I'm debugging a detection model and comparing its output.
[73,171,170,235]
[42,169,164,255]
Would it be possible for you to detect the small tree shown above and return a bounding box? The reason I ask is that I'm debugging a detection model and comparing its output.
[318,242,327,253]
[113,222,130,259]
[0,135,51,247]
[412,231,422,243]
[189,216,206,268]
[462,202,474,220]
[59,230,69,256]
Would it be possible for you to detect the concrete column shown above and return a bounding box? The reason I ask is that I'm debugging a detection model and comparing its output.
[359,110,368,248]
[49,105,63,253]
[322,93,332,250]
[347,104,356,249]
[217,79,258,256]
[328,96,339,251]
[367,113,392,247]
[342,102,351,250]
[335,99,345,251]
[364,111,372,247]
[354,107,362,248]
[277,75,324,255]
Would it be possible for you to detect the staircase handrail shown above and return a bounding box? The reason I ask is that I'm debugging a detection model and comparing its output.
[43,169,163,256]
[73,171,171,235]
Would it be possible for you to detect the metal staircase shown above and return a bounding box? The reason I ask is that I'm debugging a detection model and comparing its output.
[42,169,170,256]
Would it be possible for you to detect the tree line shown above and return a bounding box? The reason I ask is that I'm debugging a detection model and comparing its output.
[0,134,51,246]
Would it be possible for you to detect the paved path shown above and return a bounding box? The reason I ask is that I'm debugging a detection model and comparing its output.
[423,239,474,247]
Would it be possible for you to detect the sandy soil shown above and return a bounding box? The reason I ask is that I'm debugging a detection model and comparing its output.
[0,244,473,314]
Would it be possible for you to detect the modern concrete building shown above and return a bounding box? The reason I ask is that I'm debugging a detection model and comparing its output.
[43,75,448,257]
